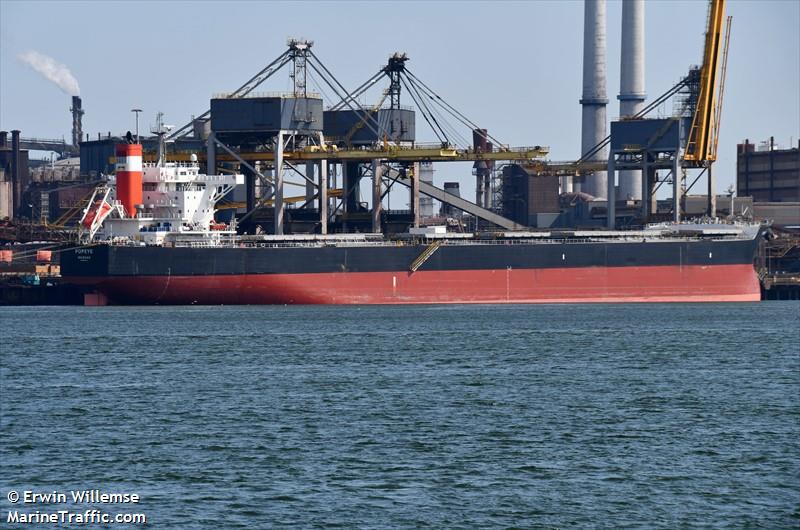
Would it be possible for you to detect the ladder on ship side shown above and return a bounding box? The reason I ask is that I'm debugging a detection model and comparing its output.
[409,241,442,273]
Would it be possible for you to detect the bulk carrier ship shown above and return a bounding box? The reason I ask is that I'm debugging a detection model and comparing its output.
[59,143,763,305]
[60,0,760,306]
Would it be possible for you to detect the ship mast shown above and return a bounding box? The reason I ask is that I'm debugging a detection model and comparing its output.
[150,112,173,167]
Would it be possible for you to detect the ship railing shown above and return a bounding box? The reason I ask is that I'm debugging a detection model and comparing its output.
[158,234,734,250]
[199,175,241,183]
[133,214,184,220]
[144,161,199,168]
[170,240,398,249]
[426,235,731,244]
[135,200,181,210]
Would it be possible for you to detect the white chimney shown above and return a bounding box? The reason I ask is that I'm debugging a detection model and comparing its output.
[618,0,646,200]
[580,0,609,198]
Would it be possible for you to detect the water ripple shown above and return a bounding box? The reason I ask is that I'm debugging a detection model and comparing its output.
[1,302,798,528]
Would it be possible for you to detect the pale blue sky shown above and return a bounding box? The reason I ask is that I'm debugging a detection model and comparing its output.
[1,0,798,200]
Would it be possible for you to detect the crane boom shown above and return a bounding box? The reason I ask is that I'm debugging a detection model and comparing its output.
[708,15,732,161]
[684,0,726,162]
[167,51,292,139]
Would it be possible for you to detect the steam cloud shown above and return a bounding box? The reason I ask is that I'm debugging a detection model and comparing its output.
[18,50,80,96]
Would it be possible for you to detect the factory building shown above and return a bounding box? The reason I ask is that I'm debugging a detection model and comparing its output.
[737,138,800,202]
[737,138,800,226]
[80,135,205,177]
[0,131,30,219]
[5,1,792,236]
[501,165,560,228]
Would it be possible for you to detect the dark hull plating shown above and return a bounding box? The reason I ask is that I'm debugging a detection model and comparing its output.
[61,238,761,304]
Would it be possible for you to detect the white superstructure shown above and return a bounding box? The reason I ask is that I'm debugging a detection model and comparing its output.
[80,154,243,245]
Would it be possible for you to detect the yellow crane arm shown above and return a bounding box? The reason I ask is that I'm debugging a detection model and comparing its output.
[708,15,732,161]
[684,0,726,162]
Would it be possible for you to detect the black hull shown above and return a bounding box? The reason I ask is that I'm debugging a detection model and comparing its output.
[59,236,762,305]
[62,237,758,277]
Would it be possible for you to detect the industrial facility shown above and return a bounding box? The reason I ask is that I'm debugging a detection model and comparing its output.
[737,138,800,213]
[1,0,799,302]
[0,0,729,236]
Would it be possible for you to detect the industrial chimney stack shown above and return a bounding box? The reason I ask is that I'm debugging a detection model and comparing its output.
[618,0,646,200]
[71,96,84,148]
[579,0,609,198]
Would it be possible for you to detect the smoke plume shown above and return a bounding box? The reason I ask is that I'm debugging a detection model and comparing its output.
[18,50,80,96]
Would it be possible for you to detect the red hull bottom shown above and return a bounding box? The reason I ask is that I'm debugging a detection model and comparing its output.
[73,264,761,305]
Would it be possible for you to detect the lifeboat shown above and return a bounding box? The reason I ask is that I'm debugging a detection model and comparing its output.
[83,200,113,229]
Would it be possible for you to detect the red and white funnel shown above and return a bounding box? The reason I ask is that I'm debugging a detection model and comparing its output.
[115,144,143,218]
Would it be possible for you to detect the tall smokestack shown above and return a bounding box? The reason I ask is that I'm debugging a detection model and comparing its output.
[618,0,646,200]
[579,0,609,198]
[71,96,84,148]
[11,130,21,219]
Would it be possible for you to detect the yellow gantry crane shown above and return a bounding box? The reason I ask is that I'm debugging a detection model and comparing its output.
[684,0,731,163]
[131,144,549,165]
